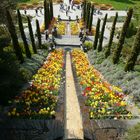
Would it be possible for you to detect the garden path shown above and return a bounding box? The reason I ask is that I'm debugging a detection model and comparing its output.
[64,52,84,139]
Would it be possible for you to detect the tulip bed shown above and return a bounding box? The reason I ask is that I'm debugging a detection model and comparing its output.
[70,22,79,35]
[7,49,64,119]
[71,49,132,119]
[55,21,66,35]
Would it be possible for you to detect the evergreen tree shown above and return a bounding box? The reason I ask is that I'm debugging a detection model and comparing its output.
[105,12,118,58]
[47,2,51,26]
[49,0,53,20]
[124,26,140,71]
[83,0,87,21]
[6,10,24,63]
[44,0,48,29]
[93,18,100,50]
[17,9,31,58]
[89,5,94,32]
[36,19,42,48]
[86,3,91,29]
[113,8,133,64]
[27,16,37,54]
[98,13,108,52]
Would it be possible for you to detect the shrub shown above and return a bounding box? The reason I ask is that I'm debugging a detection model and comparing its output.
[123,123,140,140]
[84,41,93,50]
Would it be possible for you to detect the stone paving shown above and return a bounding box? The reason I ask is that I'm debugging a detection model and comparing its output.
[65,52,84,140]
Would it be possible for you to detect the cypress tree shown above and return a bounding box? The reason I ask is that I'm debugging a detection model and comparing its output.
[17,9,31,58]
[124,26,140,71]
[27,16,37,54]
[89,5,94,32]
[86,3,91,29]
[47,2,51,26]
[50,0,53,20]
[83,0,87,21]
[36,19,42,48]
[6,10,24,63]
[113,8,133,64]
[105,12,118,58]
[98,13,108,52]
[44,0,48,29]
[93,18,100,50]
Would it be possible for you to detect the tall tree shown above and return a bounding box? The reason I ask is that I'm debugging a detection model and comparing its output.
[49,0,53,20]
[17,9,31,58]
[86,3,91,29]
[0,0,16,24]
[98,13,108,52]
[105,12,118,58]
[44,0,48,29]
[93,18,100,50]
[6,10,24,63]
[27,16,37,54]
[36,19,42,48]
[89,5,94,32]
[83,0,87,21]
[124,26,140,71]
[47,2,51,25]
[113,8,133,64]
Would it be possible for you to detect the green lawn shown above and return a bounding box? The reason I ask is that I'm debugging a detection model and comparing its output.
[17,0,42,4]
[91,0,140,10]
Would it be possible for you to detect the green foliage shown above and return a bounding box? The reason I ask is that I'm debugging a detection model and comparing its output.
[86,2,91,28]
[6,10,24,63]
[27,16,37,54]
[113,8,133,64]
[0,0,16,24]
[19,42,34,56]
[17,9,31,58]
[0,50,23,105]
[93,18,100,50]
[84,41,93,50]
[125,26,140,71]
[0,35,11,49]
[0,48,48,105]
[89,6,94,32]
[36,19,42,48]
[107,16,125,23]
[41,43,50,49]
[83,0,87,21]
[123,123,140,140]
[126,22,137,38]
[44,0,48,29]
[49,0,53,20]
[88,49,140,102]
[90,0,140,10]
[105,12,118,58]
[98,13,108,52]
